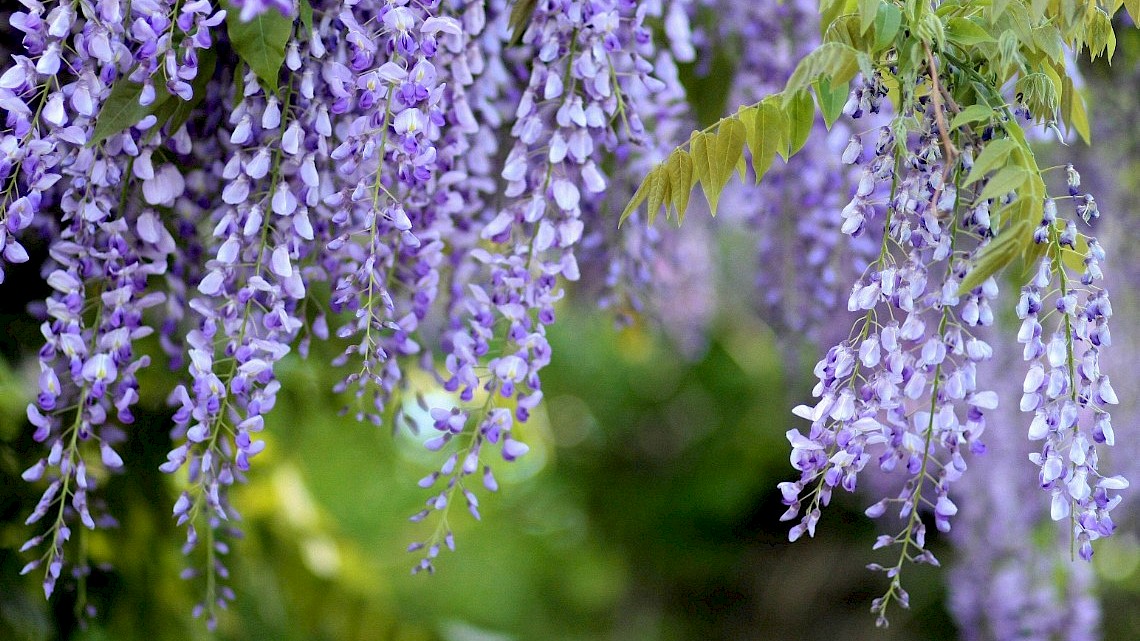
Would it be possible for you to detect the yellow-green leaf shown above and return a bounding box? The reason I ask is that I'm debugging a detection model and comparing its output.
[716,118,746,186]
[619,173,652,227]
[1127,0,1140,26]
[958,219,1032,294]
[690,131,714,214]
[666,150,694,224]
[964,138,1018,185]
[990,0,1011,23]
[945,17,995,46]
[859,0,880,35]
[1004,181,1043,229]
[744,99,785,180]
[949,104,994,130]
[784,43,860,97]
[1061,74,1091,144]
[646,165,671,225]
[1060,247,1086,273]
[1031,25,1063,63]
[784,91,815,158]
[978,166,1029,201]
[819,0,847,38]
[706,119,746,216]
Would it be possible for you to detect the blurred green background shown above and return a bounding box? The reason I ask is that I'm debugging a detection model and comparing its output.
[0,291,961,641]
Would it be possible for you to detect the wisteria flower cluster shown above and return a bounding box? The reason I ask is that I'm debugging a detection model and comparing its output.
[5,0,1138,632]
[623,0,1135,626]
[3,0,696,628]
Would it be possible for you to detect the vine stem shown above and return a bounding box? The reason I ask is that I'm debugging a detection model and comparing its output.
[924,43,959,163]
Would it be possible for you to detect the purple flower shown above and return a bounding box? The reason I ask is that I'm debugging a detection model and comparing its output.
[232,0,294,22]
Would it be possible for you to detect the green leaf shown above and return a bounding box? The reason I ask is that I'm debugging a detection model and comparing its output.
[945,17,996,46]
[692,119,746,216]
[89,81,172,147]
[233,70,246,109]
[784,42,860,98]
[859,0,880,35]
[813,76,849,128]
[873,2,902,50]
[646,165,671,224]
[978,165,1029,201]
[783,91,815,158]
[222,0,294,92]
[151,49,218,134]
[508,0,538,45]
[949,104,994,130]
[990,0,1011,23]
[957,219,1031,294]
[620,172,652,227]
[964,137,1018,185]
[742,99,785,182]
[299,0,314,36]
[666,149,694,224]
[1060,74,1091,144]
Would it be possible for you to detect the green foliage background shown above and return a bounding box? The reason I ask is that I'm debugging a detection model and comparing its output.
[0,298,962,640]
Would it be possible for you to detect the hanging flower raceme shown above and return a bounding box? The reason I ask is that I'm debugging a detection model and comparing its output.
[578,2,710,346]
[777,77,1006,624]
[323,0,467,426]
[948,332,1102,640]
[10,0,193,615]
[619,9,1130,617]
[1017,197,1124,561]
[405,0,686,573]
